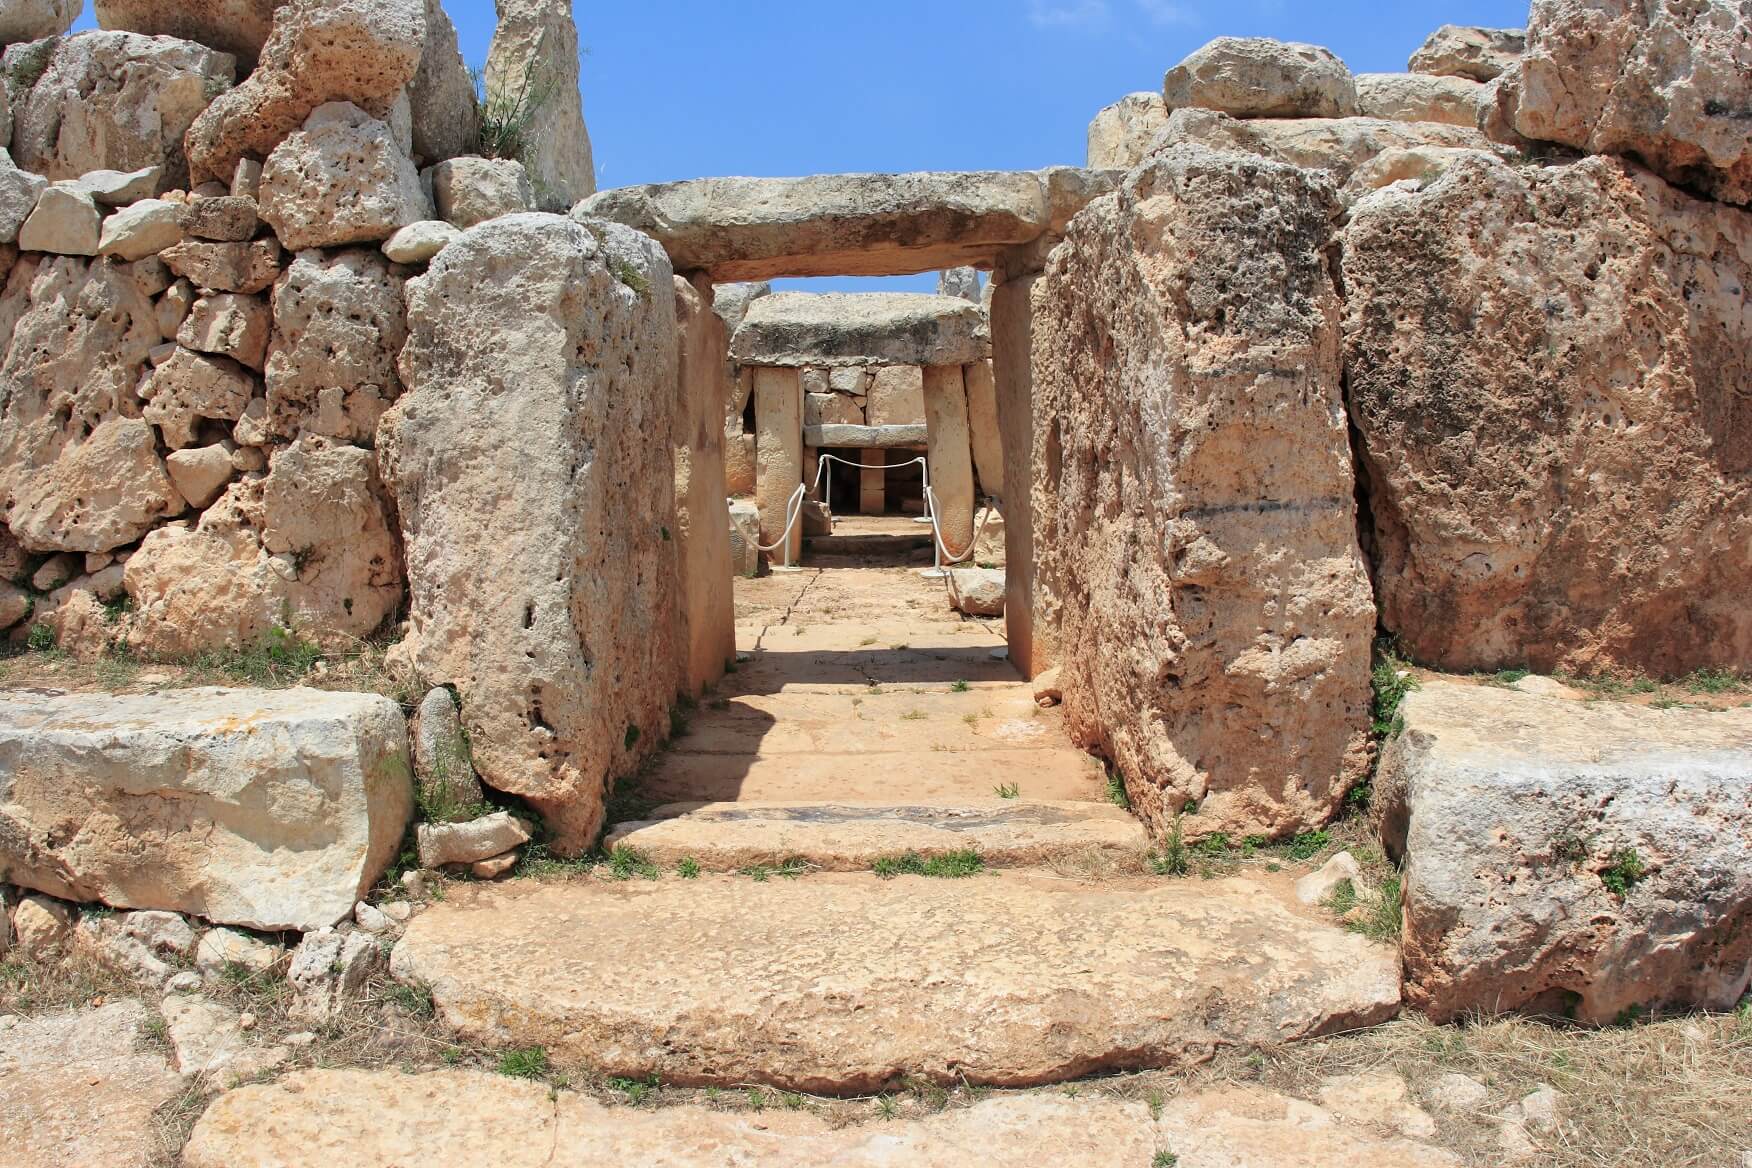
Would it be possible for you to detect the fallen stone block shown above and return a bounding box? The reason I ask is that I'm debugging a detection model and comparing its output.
[1379,680,1752,1024]
[0,687,413,932]
[948,567,1005,616]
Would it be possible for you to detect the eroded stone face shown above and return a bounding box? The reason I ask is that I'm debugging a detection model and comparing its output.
[1087,92,1170,170]
[1342,154,1752,676]
[1409,24,1525,82]
[379,213,680,854]
[0,0,79,45]
[0,686,411,932]
[1031,145,1375,844]
[1379,682,1752,1025]
[258,103,430,251]
[483,0,594,210]
[92,0,288,66]
[264,247,407,441]
[1163,36,1360,119]
[1517,0,1752,205]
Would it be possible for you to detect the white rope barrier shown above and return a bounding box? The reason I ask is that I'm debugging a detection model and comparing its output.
[923,484,995,570]
[752,481,807,564]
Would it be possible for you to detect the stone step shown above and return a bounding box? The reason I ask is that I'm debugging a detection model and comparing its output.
[183,1068,1462,1167]
[389,872,1402,1093]
[637,747,1107,805]
[803,528,933,557]
[723,628,1016,691]
[673,688,1065,755]
[603,800,1149,871]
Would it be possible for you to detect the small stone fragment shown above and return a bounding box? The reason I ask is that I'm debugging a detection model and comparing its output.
[161,236,283,294]
[177,292,270,370]
[180,194,259,242]
[416,812,533,870]
[287,927,383,1022]
[430,155,535,228]
[164,444,236,508]
[97,197,184,260]
[194,927,287,979]
[948,567,1005,617]
[353,901,394,934]
[11,894,74,958]
[1295,851,1367,906]
[469,851,519,880]
[17,184,100,254]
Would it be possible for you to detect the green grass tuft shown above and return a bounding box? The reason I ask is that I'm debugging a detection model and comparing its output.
[496,1046,550,1079]
[872,849,984,879]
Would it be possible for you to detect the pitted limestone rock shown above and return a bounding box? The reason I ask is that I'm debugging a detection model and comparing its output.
[731,292,986,368]
[1163,37,1360,118]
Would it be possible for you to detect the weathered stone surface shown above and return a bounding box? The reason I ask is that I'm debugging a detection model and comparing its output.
[0,150,47,242]
[140,346,255,449]
[0,686,412,932]
[161,992,290,1084]
[392,873,1398,1091]
[0,0,76,45]
[184,0,425,186]
[1517,0,1751,204]
[379,213,679,854]
[732,292,986,368]
[194,925,287,978]
[408,0,477,166]
[805,391,862,427]
[964,357,1002,496]
[948,567,1005,616]
[16,183,98,254]
[1410,25,1525,82]
[1343,154,1751,675]
[7,31,233,190]
[163,442,235,509]
[673,273,734,694]
[1033,147,1375,844]
[92,0,286,65]
[0,256,183,553]
[71,165,162,205]
[1340,144,1504,202]
[865,363,925,426]
[97,197,184,260]
[753,365,802,563]
[178,291,270,371]
[1354,73,1485,128]
[287,926,382,1021]
[483,0,594,210]
[0,1000,182,1168]
[186,1069,1460,1167]
[711,279,770,333]
[381,218,458,263]
[411,685,483,814]
[1088,91,1170,170]
[1379,681,1752,1024]
[161,235,282,294]
[263,247,406,441]
[577,170,1054,281]
[1164,37,1359,119]
[74,909,196,985]
[179,193,259,242]
[259,103,430,250]
[416,811,531,869]
[430,155,534,228]
[923,363,975,555]
[1155,107,1507,186]
[11,892,72,956]
[123,436,402,654]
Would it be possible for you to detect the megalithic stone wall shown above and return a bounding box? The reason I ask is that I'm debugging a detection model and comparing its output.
[1031,145,1376,845]
[379,213,680,855]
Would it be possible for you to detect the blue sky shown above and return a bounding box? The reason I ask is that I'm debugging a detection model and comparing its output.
[78,0,1532,290]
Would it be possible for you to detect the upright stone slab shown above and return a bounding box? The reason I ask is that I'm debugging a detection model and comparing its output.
[673,273,734,695]
[752,366,802,566]
[922,365,975,561]
[378,213,680,854]
[485,0,595,210]
[0,687,412,932]
[1031,146,1375,844]
[963,359,1003,498]
[991,271,1047,677]
[1342,154,1752,676]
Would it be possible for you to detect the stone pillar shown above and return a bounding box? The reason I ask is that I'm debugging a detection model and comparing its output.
[991,271,1050,676]
[964,359,1003,497]
[859,459,886,514]
[672,272,735,696]
[922,364,975,563]
[753,366,802,565]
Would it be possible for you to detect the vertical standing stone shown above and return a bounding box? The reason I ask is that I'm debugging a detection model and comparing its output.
[963,359,1003,498]
[923,364,975,562]
[859,460,886,515]
[672,272,735,695]
[753,366,802,566]
[485,0,595,210]
[991,272,1047,675]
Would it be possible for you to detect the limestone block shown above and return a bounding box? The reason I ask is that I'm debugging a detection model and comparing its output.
[408,0,478,166]
[92,0,287,65]
[183,0,425,187]
[378,213,680,855]
[724,430,755,496]
[416,811,532,869]
[16,184,99,254]
[161,236,282,294]
[673,272,735,694]
[231,157,263,200]
[1516,0,1752,204]
[802,423,928,449]
[1354,73,1486,128]
[431,155,535,228]
[70,165,161,205]
[155,277,196,337]
[727,500,760,577]
[948,567,1004,616]
[1379,682,1752,1023]
[0,580,28,629]
[259,103,430,250]
[177,292,270,371]
[732,292,985,368]
[1088,91,1170,170]
[711,280,770,334]
[194,926,287,978]
[1032,146,1375,844]
[963,359,1002,498]
[752,366,802,565]
[98,198,184,261]
[141,346,256,449]
[179,194,259,242]
[287,926,382,1021]
[804,392,863,427]
[263,247,406,441]
[411,685,483,815]
[923,365,975,560]
[483,0,594,210]
[123,436,403,655]
[827,367,867,396]
[0,256,182,553]
[382,219,459,264]
[7,31,234,191]
[11,893,72,957]
[859,462,885,515]
[164,443,236,509]
[1410,24,1525,81]
[866,365,925,427]
[1295,851,1367,906]
[1342,154,1752,675]
[0,0,77,44]
[1164,37,1360,119]
[0,150,47,242]
[1153,107,1508,186]
[0,686,412,931]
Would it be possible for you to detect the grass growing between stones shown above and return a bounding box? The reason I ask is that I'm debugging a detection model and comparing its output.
[0,949,136,1016]
[871,850,984,879]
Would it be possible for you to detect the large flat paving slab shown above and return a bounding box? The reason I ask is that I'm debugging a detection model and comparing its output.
[637,747,1107,805]
[390,873,1403,1093]
[184,1069,1460,1167]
